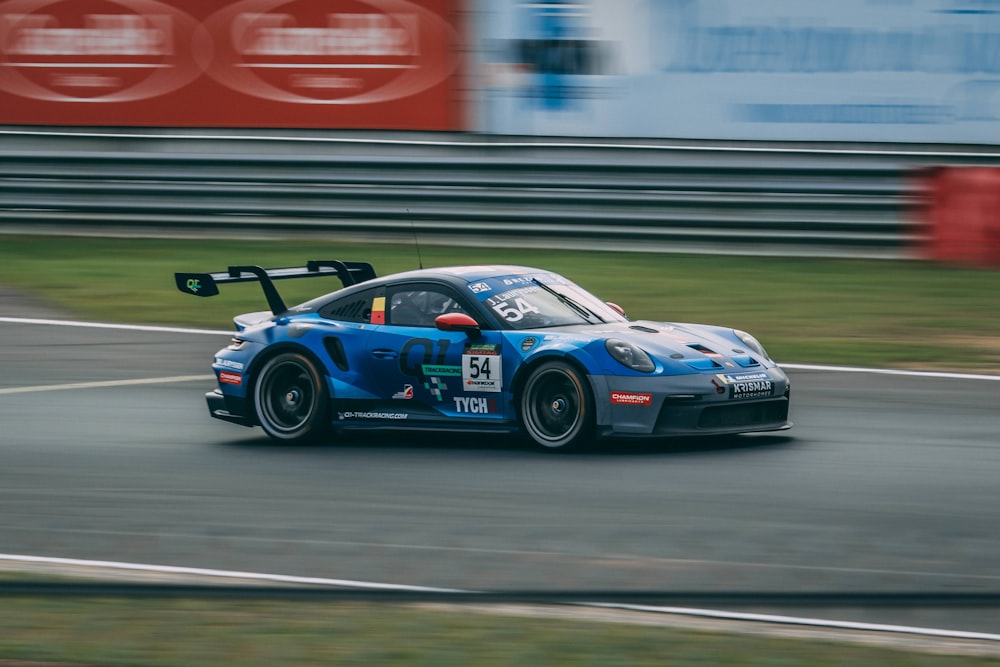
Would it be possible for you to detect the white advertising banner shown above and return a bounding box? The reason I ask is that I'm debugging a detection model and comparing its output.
[473,0,1000,142]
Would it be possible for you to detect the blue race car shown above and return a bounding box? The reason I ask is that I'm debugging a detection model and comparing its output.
[176,260,791,450]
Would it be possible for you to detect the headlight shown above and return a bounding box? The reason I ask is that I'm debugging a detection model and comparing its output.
[605,339,655,373]
[734,330,770,361]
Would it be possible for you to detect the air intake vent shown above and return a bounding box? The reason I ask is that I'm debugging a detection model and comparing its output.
[683,343,723,369]
[683,357,722,371]
[323,336,349,372]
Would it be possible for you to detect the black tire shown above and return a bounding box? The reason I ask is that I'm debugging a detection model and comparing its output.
[253,352,329,444]
[519,360,594,451]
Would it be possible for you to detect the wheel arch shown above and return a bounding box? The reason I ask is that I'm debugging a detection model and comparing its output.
[511,351,593,410]
[245,341,331,415]
[513,352,598,450]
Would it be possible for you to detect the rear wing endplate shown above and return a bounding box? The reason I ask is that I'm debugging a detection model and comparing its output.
[175,260,376,315]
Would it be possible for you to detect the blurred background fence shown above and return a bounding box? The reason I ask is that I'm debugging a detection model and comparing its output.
[3,0,1000,261]
[2,130,1000,259]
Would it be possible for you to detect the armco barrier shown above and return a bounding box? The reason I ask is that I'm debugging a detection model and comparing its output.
[918,167,1000,267]
[1,130,999,258]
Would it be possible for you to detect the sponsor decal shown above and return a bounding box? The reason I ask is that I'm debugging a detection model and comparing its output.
[490,2,612,115]
[338,411,408,420]
[453,396,497,414]
[392,384,414,400]
[465,379,500,391]
[499,273,563,287]
[462,343,502,392]
[729,380,774,400]
[0,1,207,104]
[610,391,652,406]
[501,276,534,286]
[486,286,536,304]
[219,371,242,385]
[0,0,462,129]
[467,281,491,294]
[200,0,459,106]
[422,364,461,376]
[423,376,447,401]
[520,336,537,352]
[715,372,770,384]
[186,278,202,293]
[716,372,774,398]
[400,338,451,376]
[465,344,499,354]
[215,358,245,371]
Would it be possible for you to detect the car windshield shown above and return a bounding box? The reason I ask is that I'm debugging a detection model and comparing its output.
[482,278,628,330]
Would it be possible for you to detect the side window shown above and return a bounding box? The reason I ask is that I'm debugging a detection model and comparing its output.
[318,287,378,323]
[388,285,472,328]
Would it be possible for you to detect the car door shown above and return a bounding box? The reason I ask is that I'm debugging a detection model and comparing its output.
[363,282,507,423]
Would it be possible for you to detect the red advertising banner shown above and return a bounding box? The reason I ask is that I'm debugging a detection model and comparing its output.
[0,0,464,129]
[915,167,1000,268]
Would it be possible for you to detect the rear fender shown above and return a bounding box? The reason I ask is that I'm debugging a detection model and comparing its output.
[244,342,332,412]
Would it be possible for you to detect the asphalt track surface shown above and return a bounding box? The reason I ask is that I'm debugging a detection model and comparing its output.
[2,314,1000,636]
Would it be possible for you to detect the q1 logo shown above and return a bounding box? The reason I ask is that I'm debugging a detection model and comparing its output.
[186,278,201,293]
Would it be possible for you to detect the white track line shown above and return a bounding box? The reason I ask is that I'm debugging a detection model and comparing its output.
[0,375,214,395]
[0,554,461,593]
[0,316,231,336]
[1,554,997,642]
[781,363,1000,381]
[2,316,998,382]
[589,603,1000,643]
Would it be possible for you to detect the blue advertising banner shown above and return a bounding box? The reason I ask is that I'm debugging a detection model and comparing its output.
[473,0,1000,142]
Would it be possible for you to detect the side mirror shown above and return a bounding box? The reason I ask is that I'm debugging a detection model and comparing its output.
[606,301,626,317]
[435,312,481,336]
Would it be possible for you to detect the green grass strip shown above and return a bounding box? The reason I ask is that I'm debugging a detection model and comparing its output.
[1,234,999,370]
[1,597,999,666]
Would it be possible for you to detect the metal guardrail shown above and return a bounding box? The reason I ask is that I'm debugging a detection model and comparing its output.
[5,582,1000,608]
[1,129,998,258]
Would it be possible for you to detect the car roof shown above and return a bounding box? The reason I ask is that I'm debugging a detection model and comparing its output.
[379,265,549,285]
[298,265,554,310]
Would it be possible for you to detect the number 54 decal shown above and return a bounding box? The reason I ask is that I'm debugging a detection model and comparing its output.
[462,344,502,393]
[492,297,540,322]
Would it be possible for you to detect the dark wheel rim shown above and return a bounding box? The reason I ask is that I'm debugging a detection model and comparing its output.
[524,367,582,446]
[259,359,316,434]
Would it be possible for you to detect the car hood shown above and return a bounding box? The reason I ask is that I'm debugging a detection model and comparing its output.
[533,320,772,371]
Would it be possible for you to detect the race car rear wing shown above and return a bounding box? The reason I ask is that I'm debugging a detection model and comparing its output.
[175,260,376,315]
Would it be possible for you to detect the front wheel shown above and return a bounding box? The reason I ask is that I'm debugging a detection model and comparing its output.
[519,361,594,451]
[253,352,329,444]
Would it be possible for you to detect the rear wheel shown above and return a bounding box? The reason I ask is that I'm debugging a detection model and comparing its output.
[519,361,594,451]
[253,352,329,444]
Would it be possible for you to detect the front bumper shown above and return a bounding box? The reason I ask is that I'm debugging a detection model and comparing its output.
[206,389,255,428]
[590,370,792,437]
